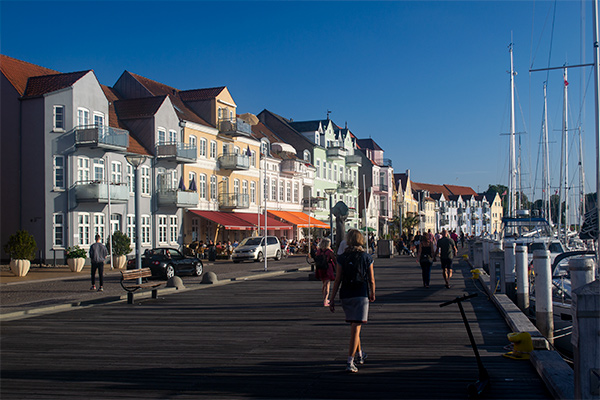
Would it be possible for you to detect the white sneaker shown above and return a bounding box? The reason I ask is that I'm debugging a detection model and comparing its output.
[355,352,367,365]
[345,362,358,373]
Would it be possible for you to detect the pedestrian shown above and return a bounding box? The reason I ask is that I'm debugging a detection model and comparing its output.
[435,229,458,289]
[89,234,108,292]
[416,231,434,288]
[314,238,337,307]
[329,229,376,373]
[459,231,465,248]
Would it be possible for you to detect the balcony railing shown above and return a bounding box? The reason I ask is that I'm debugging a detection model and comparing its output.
[157,189,198,208]
[218,117,253,136]
[326,146,347,159]
[156,141,197,163]
[74,181,129,203]
[374,183,388,193]
[338,179,354,193]
[218,153,250,170]
[345,154,362,166]
[303,197,325,211]
[73,125,129,151]
[380,158,393,167]
[218,193,250,209]
[280,159,305,175]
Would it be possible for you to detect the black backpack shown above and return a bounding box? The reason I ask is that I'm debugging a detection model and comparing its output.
[342,251,366,288]
[314,252,328,270]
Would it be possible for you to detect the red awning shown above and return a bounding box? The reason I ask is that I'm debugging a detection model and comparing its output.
[188,210,255,230]
[234,212,294,230]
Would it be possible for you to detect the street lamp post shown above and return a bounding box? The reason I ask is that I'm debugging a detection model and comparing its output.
[125,154,148,285]
[325,188,337,243]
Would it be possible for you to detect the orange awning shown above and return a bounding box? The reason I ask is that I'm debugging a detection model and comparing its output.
[268,210,330,229]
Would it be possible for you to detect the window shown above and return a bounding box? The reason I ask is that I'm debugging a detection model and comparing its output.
[110,214,121,233]
[250,151,256,168]
[77,157,90,182]
[210,141,217,159]
[169,216,178,243]
[126,164,134,194]
[250,181,256,204]
[234,179,240,194]
[53,106,65,130]
[303,150,311,162]
[93,112,104,127]
[78,213,90,246]
[127,215,136,245]
[294,182,299,203]
[94,213,105,241]
[334,164,338,181]
[210,175,217,200]
[261,140,269,156]
[169,130,177,143]
[53,213,64,247]
[77,108,89,126]
[328,163,332,180]
[286,181,291,202]
[316,160,320,178]
[53,156,64,189]
[158,215,167,244]
[141,166,150,195]
[199,174,207,199]
[141,215,151,245]
[189,135,197,154]
[93,158,104,181]
[242,180,248,197]
[111,161,122,184]
[271,178,277,200]
[158,128,166,144]
[199,138,207,157]
[264,177,269,201]
[188,172,197,190]
[222,143,228,155]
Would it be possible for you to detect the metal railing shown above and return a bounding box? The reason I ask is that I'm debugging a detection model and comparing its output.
[218,193,250,209]
[74,125,129,149]
[73,180,129,203]
[157,189,198,207]
[326,146,347,158]
[218,117,253,135]
[218,153,250,170]
[280,159,305,175]
[156,141,197,162]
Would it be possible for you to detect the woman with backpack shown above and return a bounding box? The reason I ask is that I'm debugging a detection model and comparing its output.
[416,232,434,288]
[314,238,336,307]
[328,229,376,373]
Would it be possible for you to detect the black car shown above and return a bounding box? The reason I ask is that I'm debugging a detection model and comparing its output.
[127,248,203,279]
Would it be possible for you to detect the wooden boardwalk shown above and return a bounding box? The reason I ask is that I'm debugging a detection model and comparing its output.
[1,255,552,399]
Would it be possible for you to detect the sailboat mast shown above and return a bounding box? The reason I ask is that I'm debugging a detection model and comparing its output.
[593,0,600,252]
[509,43,517,217]
[543,83,552,224]
[559,67,570,244]
[578,127,586,228]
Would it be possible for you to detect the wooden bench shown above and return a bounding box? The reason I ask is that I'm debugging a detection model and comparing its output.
[120,268,166,304]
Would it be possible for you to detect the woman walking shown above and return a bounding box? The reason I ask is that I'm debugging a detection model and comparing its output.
[314,238,337,306]
[416,232,434,288]
[329,229,376,373]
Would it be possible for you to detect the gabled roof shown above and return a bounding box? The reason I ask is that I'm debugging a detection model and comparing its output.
[444,184,478,196]
[288,120,322,133]
[411,182,452,198]
[0,54,59,96]
[23,70,90,98]
[113,95,168,120]
[394,173,409,192]
[258,109,317,151]
[179,86,226,102]
[356,138,383,151]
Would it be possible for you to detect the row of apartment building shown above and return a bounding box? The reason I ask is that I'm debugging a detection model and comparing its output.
[0,55,502,262]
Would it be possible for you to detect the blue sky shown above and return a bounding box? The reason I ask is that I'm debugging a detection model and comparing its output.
[1,0,595,197]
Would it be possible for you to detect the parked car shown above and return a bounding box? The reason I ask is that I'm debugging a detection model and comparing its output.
[127,247,203,279]
[232,236,282,263]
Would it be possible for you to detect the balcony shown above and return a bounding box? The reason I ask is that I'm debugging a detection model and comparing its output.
[74,181,129,203]
[379,158,393,168]
[218,193,250,209]
[345,154,362,167]
[338,179,354,193]
[303,197,325,211]
[326,146,347,159]
[74,125,129,151]
[218,117,253,137]
[373,183,389,193]
[280,159,305,176]
[156,141,197,163]
[157,189,197,208]
[218,153,250,170]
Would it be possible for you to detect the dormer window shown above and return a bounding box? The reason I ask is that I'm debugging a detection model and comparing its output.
[303,150,311,163]
[260,139,270,156]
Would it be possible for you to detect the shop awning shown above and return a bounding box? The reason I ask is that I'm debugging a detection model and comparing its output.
[268,210,330,229]
[234,212,294,230]
[188,210,255,230]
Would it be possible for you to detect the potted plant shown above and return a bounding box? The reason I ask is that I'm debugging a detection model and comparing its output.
[66,245,87,272]
[3,230,37,277]
[108,231,131,269]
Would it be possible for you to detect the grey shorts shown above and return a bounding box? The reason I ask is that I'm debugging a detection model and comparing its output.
[441,258,453,270]
[341,296,369,323]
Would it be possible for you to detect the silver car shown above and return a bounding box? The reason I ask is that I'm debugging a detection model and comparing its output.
[232,236,282,263]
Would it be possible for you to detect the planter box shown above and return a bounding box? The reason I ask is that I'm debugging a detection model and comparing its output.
[10,259,30,277]
[67,258,85,272]
[113,255,127,269]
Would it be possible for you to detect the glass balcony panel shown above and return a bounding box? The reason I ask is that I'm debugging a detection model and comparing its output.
[156,142,197,163]
[218,117,253,136]
[74,125,129,150]
[218,153,250,170]
[157,189,198,208]
[74,181,129,203]
[218,193,250,209]
[345,154,362,166]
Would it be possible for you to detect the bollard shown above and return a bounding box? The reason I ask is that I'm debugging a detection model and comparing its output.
[572,280,600,400]
[533,249,553,344]
[468,239,475,262]
[504,242,516,300]
[569,255,597,291]
[515,244,529,311]
[474,241,483,270]
[482,240,490,271]
[489,249,505,294]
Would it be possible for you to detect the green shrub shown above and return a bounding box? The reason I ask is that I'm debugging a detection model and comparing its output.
[65,245,87,259]
[4,230,37,260]
[107,231,132,256]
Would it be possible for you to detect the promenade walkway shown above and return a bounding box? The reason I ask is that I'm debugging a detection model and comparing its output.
[1,254,551,399]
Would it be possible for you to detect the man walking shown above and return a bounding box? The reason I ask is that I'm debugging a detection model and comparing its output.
[89,234,108,292]
[434,229,458,289]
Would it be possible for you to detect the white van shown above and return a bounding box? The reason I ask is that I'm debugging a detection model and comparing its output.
[232,236,282,263]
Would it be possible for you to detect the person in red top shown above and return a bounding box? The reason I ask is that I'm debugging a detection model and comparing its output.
[314,238,336,307]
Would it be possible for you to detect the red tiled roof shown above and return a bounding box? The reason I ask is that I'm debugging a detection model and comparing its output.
[411,182,452,197]
[179,86,226,102]
[444,184,478,196]
[113,96,167,120]
[0,54,59,95]
[23,70,90,98]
